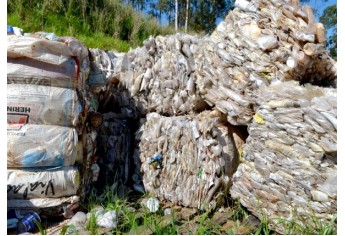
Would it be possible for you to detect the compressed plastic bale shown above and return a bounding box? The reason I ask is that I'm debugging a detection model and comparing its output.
[7,84,81,127]
[230,81,337,234]
[88,48,125,83]
[7,57,81,89]
[7,124,78,167]
[95,114,132,190]
[94,34,209,118]
[77,129,98,202]
[137,111,239,209]
[205,0,336,125]
[7,166,80,199]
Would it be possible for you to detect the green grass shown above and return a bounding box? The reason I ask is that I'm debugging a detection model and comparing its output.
[33,219,47,235]
[78,33,131,52]
[58,186,337,235]
[85,212,99,235]
[59,224,78,235]
[273,213,337,235]
[7,0,175,52]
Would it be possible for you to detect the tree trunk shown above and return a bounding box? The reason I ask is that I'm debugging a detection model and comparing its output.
[175,0,178,32]
[184,0,189,32]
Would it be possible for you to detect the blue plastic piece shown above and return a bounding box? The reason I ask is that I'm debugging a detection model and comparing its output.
[149,153,162,164]
[7,25,14,34]
[22,149,64,167]
[44,33,59,41]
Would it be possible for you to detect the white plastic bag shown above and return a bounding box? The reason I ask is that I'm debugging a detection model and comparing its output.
[7,167,80,199]
[7,57,81,89]
[7,84,81,127]
[7,124,78,167]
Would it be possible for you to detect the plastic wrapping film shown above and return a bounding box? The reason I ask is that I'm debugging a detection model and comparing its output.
[7,33,90,90]
[7,124,78,167]
[230,81,336,234]
[7,84,81,127]
[7,34,88,65]
[7,166,80,199]
[7,196,80,219]
[7,196,80,209]
[137,111,239,209]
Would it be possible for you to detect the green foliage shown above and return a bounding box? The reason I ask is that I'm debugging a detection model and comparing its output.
[189,0,233,33]
[33,219,47,235]
[7,0,174,52]
[320,4,337,60]
[147,0,234,33]
[229,199,248,221]
[255,214,272,235]
[78,33,131,52]
[86,212,99,235]
[59,224,78,235]
[320,4,337,28]
[299,1,337,60]
[274,213,337,235]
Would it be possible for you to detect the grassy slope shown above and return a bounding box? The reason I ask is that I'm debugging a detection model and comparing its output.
[7,0,175,52]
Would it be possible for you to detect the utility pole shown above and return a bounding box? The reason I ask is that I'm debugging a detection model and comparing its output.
[185,0,189,32]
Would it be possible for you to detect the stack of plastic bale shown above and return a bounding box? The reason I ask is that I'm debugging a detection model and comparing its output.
[89,38,243,200]
[202,0,337,126]
[7,31,92,220]
[95,0,337,127]
[230,80,337,234]
[135,111,240,209]
[79,0,338,218]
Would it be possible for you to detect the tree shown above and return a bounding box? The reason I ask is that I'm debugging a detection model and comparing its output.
[320,4,337,59]
[299,0,337,60]
[140,0,233,33]
[187,0,233,33]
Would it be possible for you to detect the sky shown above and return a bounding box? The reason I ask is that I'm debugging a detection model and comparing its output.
[304,0,337,38]
[2,0,343,234]
[155,0,337,27]
[305,0,337,18]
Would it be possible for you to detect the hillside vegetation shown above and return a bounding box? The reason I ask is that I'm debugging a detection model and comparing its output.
[7,0,175,52]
